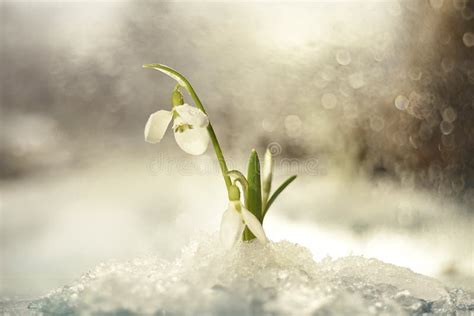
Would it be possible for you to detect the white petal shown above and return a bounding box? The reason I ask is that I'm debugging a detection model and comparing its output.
[263,148,273,185]
[144,110,172,143]
[220,204,244,249]
[241,207,268,244]
[174,126,209,155]
[174,104,209,128]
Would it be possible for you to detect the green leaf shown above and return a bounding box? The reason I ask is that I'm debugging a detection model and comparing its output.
[143,64,190,93]
[243,149,262,241]
[262,175,297,219]
[246,149,262,220]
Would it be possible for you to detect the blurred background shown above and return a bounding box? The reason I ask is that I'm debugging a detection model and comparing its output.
[1,0,473,300]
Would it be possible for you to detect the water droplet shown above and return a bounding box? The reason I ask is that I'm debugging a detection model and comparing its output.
[461,7,474,20]
[394,95,409,110]
[321,65,336,81]
[321,93,337,109]
[348,72,365,89]
[440,120,454,135]
[339,81,352,97]
[407,91,435,119]
[429,0,444,9]
[336,49,351,66]
[442,107,457,123]
[462,32,474,47]
[452,176,465,193]
[453,0,467,10]
[370,116,385,132]
[441,133,456,148]
[441,58,455,72]
[408,68,422,81]
[284,115,302,138]
[440,33,451,45]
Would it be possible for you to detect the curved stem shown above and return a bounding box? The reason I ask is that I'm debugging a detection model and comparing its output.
[144,64,232,191]
[228,170,248,202]
[188,87,232,190]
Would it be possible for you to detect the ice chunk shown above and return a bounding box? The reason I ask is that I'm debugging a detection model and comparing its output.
[30,236,472,315]
[329,256,447,301]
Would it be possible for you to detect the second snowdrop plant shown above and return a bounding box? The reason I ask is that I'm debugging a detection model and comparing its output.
[143,64,296,249]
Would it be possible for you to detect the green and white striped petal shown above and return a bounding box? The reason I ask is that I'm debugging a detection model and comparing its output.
[241,206,268,244]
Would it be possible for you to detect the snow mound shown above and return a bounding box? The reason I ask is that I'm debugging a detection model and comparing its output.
[31,237,473,315]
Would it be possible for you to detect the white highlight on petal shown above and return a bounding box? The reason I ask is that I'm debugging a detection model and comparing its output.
[220,204,244,249]
[241,207,268,244]
[262,148,273,204]
[174,104,209,128]
[263,148,273,183]
[144,110,172,143]
[174,126,209,155]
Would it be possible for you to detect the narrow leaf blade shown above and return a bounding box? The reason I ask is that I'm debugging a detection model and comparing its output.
[143,63,189,90]
[246,149,262,222]
[263,175,297,219]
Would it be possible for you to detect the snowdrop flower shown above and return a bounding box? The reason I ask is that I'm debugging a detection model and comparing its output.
[144,64,297,246]
[220,186,268,249]
[144,104,210,155]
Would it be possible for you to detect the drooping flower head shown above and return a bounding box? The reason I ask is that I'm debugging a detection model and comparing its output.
[220,185,267,249]
[144,89,210,155]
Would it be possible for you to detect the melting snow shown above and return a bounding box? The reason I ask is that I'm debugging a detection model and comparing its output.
[30,236,473,315]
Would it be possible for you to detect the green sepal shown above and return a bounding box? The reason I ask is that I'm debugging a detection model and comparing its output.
[262,175,297,220]
[228,184,240,201]
[172,85,184,106]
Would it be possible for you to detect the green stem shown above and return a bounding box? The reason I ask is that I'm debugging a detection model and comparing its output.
[187,86,232,191]
[144,64,232,191]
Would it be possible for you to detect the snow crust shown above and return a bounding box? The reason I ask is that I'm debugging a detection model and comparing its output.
[31,237,473,315]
